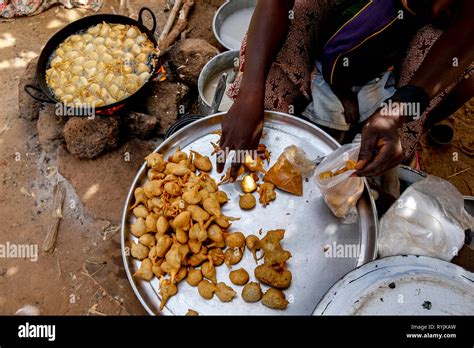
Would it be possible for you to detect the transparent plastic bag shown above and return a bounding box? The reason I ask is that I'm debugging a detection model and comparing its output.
[280,145,315,176]
[314,143,364,218]
[378,175,474,261]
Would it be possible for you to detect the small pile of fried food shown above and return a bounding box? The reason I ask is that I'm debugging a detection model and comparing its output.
[130,148,242,310]
[46,22,158,107]
[318,160,357,180]
[243,229,292,310]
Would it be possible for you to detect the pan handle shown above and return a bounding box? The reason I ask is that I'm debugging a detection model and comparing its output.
[138,7,157,36]
[24,84,54,104]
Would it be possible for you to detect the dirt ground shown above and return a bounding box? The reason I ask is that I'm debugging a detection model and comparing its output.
[0,0,472,316]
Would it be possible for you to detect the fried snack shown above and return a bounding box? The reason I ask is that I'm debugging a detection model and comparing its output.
[319,160,357,180]
[258,182,276,206]
[261,288,288,310]
[186,267,203,286]
[208,248,225,266]
[186,309,199,316]
[215,282,236,302]
[239,193,256,210]
[242,282,263,303]
[241,175,257,193]
[254,264,292,290]
[225,232,245,250]
[46,22,157,107]
[201,261,217,284]
[133,258,154,280]
[260,229,292,265]
[160,279,178,310]
[229,268,249,285]
[224,248,244,267]
[243,154,267,174]
[191,150,212,172]
[131,242,149,260]
[197,279,216,300]
[245,235,262,263]
[264,155,303,196]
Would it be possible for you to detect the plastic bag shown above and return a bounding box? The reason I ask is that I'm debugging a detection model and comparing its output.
[378,175,474,261]
[314,143,364,218]
[264,145,314,196]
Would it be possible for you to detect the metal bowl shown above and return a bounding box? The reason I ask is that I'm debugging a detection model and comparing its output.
[197,50,239,115]
[213,0,256,50]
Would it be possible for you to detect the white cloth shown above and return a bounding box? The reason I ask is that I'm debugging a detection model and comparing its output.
[303,61,397,131]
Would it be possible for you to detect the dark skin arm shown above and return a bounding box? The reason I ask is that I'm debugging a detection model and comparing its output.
[217,0,294,179]
[355,0,474,177]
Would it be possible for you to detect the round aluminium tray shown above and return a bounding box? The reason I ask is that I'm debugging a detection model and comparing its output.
[314,255,474,315]
[121,111,378,315]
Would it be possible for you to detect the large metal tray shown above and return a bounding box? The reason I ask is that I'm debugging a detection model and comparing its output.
[121,111,378,315]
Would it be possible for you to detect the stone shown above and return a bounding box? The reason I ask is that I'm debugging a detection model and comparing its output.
[125,112,159,140]
[145,81,189,134]
[37,104,64,152]
[57,139,156,222]
[18,58,42,121]
[167,38,219,86]
[63,116,121,159]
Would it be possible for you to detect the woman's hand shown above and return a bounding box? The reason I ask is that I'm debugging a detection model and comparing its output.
[216,91,264,179]
[354,110,404,177]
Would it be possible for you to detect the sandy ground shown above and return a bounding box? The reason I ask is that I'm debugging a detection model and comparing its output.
[0,0,472,316]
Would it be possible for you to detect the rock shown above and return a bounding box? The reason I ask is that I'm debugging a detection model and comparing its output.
[63,116,121,159]
[145,81,189,134]
[57,139,156,222]
[18,58,42,121]
[125,112,159,139]
[167,38,219,86]
[37,104,64,152]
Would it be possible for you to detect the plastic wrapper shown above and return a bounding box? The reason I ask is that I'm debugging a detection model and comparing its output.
[314,143,364,218]
[264,145,314,196]
[378,175,473,261]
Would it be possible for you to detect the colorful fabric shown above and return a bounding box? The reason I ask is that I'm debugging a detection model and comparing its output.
[0,0,102,19]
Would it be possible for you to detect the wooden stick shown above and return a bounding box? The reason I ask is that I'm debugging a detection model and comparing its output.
[42,183,66,253]
[159,0,184,44]
[446,167,471,179]
[159,0,195,51]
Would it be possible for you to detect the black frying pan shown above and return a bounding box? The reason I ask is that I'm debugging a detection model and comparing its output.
[25,7,161,115]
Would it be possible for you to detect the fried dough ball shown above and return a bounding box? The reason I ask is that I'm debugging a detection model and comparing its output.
[187,205,210,224]
[188,238,203,254]
[132,205,148,219]
[165,162,191,177]
[203,196,221,217]
[160,279,178,310]
[155,234,173,258]
[133,258,153,280]
[241,175,257,193]
[211,191,228,205]
[182,186,201,205]
[174,211,192,231]
[130,187,147,209]
[174,266,188,283]
[242,282,263,303]
[258,182,277,206]
[186,267,203,286]
[189,247,208,266]
[215,282,236,302]
[246,234,262,263]
[191,150,212,172]
[254,264,292,289]
[156,216,170,234]
[131,217,146,237]
[225,232,246,249]
[145,213,158,233]
[186,309,199,316]
[145,153,166,172]
[197,279,216,300]
[208,248,225,266]
[201,261,217,284]
[207,224,224,243]
[229,268,249,285]
[139,233,156,248]
[239,193,256,210]
[175,228,188,244]
[261,288,288,310]
[152,260,165,278]
[224,248,244,267]
[131,242,149,260]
